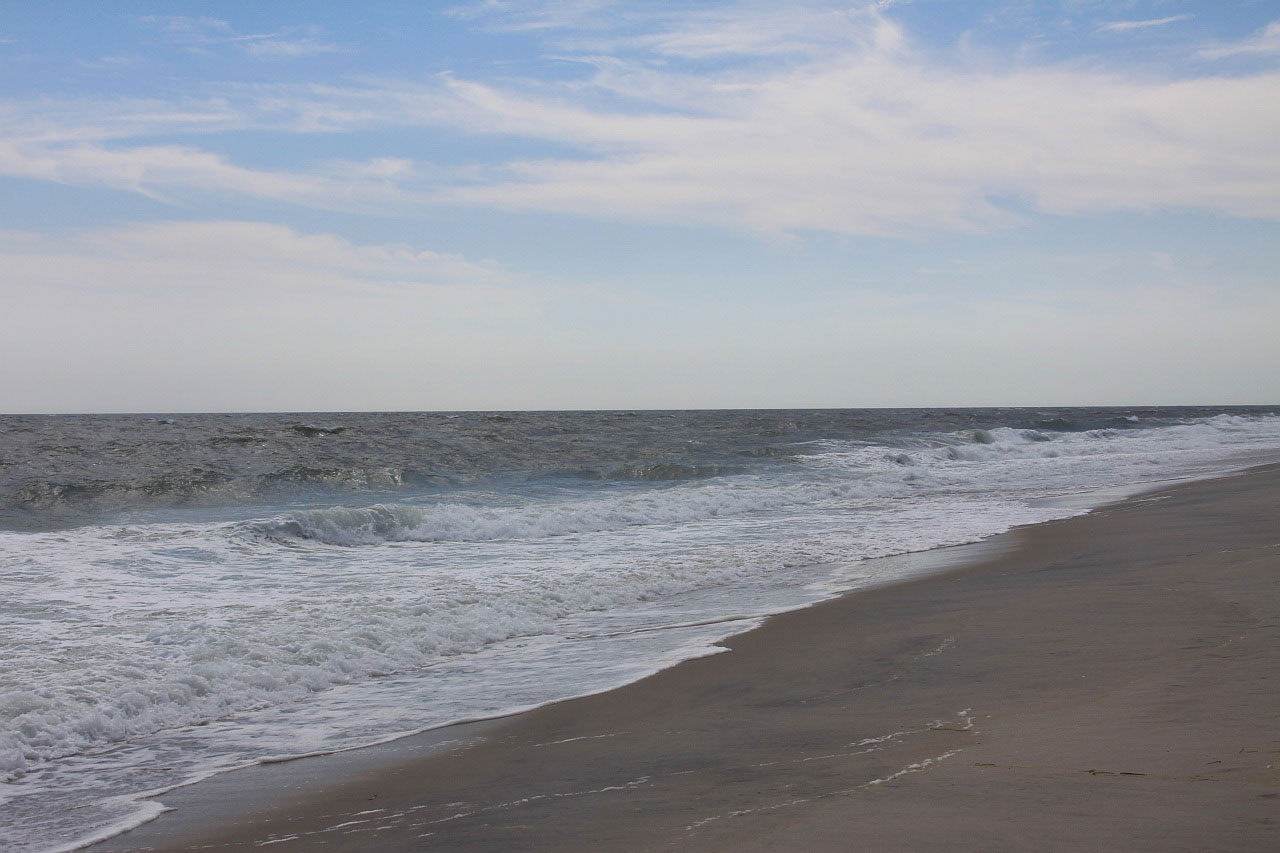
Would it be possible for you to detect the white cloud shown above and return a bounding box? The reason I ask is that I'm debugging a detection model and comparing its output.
[79,54,145,69]
[1096,15,1191,33]
[0,221,505,294]
[445,0,623,32]
[244,37,345,59]
[418,24,1280,233]
[1198,20,1280,59]
[140,15,234,35]
[0,134,416,212]
[3,5,1279,236]
[140,15,344,60]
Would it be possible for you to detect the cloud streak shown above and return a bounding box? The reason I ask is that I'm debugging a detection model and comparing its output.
[3,4,1279,236]
[1198,20,1280,59]
[0,220,506,293]
[140,15,344,60]
[1096,15,1191,34]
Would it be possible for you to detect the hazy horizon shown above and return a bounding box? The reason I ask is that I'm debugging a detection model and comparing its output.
[3,1,1278,412]
[6,403,1279,419]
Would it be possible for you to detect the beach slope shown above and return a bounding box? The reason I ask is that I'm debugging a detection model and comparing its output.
[99,466,1280,851]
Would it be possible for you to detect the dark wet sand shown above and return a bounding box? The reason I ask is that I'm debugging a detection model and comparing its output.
[96,466,1280,851]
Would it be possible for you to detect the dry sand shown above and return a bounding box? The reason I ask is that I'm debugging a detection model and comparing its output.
[95,466,1280,851]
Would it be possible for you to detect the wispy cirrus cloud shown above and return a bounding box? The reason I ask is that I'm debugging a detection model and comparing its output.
[140,15,345,60]
[431,63,1280,232]
[3,4,1279,236]
[1198,20,1280,59]
[0,135,409,211]
[243,36,345,59]
[1096,15,1191,34]
[444,0,622,32]
[0,220,505,293]
[453,0,893,59]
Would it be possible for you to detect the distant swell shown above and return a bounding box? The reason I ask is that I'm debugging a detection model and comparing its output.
[12,469,233,512]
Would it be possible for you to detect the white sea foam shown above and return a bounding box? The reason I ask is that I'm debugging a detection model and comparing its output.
[1,413,1278,851]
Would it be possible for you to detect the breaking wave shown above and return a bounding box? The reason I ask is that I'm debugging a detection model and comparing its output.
[243,476,900,547]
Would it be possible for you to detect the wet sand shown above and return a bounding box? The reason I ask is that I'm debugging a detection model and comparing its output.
[95,466,1280,851]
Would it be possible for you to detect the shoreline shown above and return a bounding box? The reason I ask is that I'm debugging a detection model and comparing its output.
[92,465,1280,850]
[78,525,1021,851]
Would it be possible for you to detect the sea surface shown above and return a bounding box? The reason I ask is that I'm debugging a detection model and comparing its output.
[2,407,1279,850]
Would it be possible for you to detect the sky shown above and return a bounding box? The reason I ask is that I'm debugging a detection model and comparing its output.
[1,0,1278,413]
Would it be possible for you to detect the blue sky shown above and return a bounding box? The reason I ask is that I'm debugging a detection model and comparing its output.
[2,1,1278,412]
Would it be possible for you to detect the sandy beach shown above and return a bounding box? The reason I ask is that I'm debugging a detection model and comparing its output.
[94,465,1280,851]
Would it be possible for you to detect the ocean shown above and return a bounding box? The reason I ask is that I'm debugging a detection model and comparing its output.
[2,407,1279,850]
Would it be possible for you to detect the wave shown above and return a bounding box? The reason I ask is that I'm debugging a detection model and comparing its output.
[3,410,1274,526]
[11,469,234,512]
[242,474,903,547]
[11,412,1272,533]
[292,424,349,436]
[567,462,742,481]
[5,466,455,520]
[243,414,1280,548]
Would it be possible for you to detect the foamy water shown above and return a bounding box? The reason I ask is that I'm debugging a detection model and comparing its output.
[1,408,1277,850]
